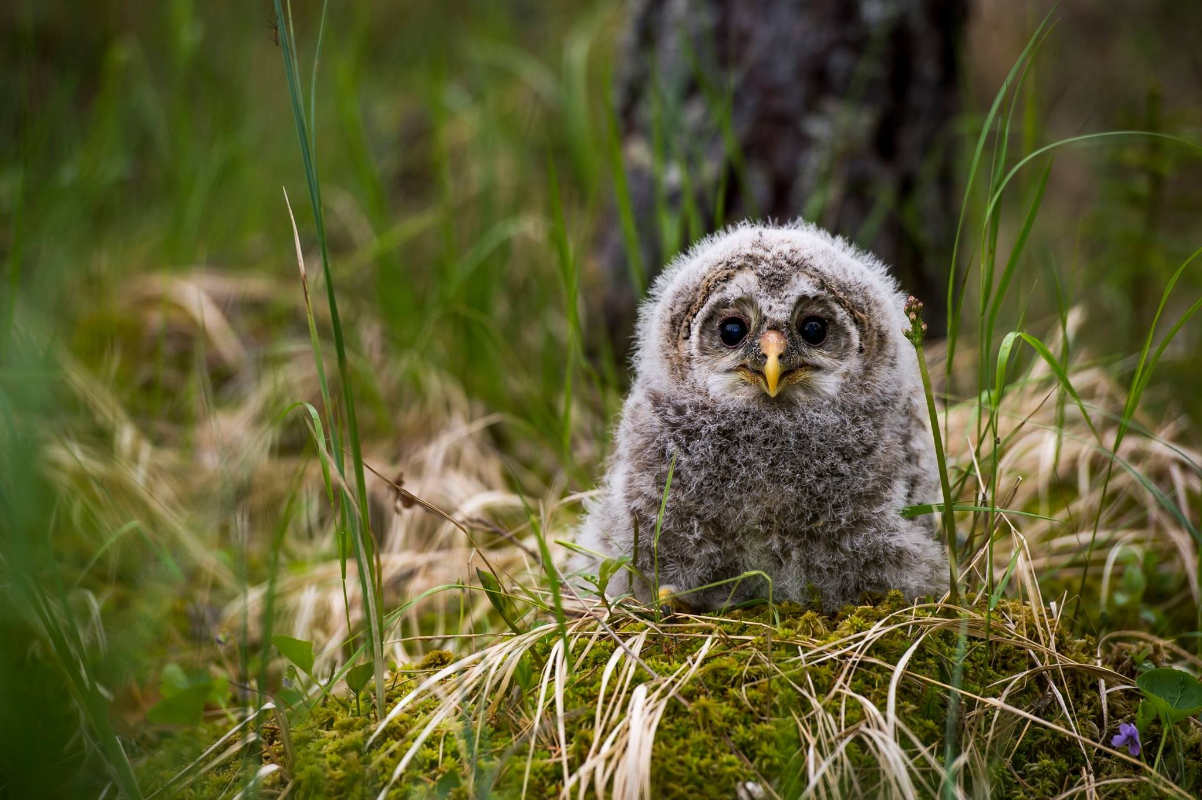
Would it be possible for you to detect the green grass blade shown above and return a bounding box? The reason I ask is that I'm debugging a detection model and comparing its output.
[308,0,329,150]
[1012,332,1102,445]
[259,484,300,708]
[945,10,1056,377]
[547,156,580,467]
[900,504,1063,524]
[272,0,386,719]
[990,547,1023,609]
[1071,245,1202,627]
[984,161,1052,362]
[1128,245,1202,406]
[523,498,569,657]
[905,305,961,603]
[604,81,646,296]
[652,450,677,617]
[984,132,1202,227]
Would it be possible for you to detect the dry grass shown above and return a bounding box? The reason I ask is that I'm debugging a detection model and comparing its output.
[55,266,1199,798]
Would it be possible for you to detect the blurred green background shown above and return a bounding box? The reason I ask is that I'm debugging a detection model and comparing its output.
[3,1,1202,796]
[4,1,1202,408]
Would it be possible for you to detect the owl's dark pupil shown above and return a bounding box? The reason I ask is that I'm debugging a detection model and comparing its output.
[800,316,827,345]
[718,317,749,347]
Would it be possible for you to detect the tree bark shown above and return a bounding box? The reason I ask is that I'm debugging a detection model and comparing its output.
[593,0,967,359]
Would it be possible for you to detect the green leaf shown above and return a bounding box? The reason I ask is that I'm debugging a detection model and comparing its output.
[146,683,210,726]
[158,663,189,696]
[984,161,1052,340]
[1136,668,1202,724]
[1135,698,1157,733]
[514,654,534,694]
[597,555,631,595]
[476,568,523,635]
[345,662,375,696]
[272,635,315,677]
[435,769,462,796]
[278,685,304,707]
[989,548,1022,610]
[207,673,229,708]
[1117,561,1146,607]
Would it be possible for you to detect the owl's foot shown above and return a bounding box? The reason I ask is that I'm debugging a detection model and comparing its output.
[657,585,693,616]
[736,782,766,800]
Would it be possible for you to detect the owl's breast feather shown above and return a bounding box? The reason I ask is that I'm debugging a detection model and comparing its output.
[643,391,904,539]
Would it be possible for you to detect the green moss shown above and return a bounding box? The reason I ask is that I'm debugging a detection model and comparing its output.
[139,595,1201,799]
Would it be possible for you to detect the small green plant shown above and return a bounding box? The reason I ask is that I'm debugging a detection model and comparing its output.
[476,567,525,636]
[344,662,375,715]
[271,635,316,680]
[903,296,960,603]
[1136,668,1202,770]
[568,550,635,615]
[145,664,227,727]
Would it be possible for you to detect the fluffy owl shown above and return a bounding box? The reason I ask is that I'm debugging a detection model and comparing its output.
[575,222,947,611]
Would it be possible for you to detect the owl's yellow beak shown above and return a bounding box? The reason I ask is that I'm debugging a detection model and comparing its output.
[759,329,787,397]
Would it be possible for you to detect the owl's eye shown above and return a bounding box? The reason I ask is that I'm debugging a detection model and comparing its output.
[799,316,828,345]
[718,317,749,347]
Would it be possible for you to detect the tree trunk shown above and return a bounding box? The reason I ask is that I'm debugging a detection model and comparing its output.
[592,0,967,360]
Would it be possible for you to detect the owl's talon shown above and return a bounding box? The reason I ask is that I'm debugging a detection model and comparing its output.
[657,585,690,616]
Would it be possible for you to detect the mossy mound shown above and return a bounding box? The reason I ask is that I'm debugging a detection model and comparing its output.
[140,595,1201,799]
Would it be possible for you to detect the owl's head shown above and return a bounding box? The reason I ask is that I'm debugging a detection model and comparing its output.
[633,222,910,405]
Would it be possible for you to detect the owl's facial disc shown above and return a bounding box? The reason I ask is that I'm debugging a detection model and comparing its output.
[696,305,856,404]
[688,270,861,404]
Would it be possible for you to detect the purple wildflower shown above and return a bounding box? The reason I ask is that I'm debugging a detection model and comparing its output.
[1111,722,1141,757]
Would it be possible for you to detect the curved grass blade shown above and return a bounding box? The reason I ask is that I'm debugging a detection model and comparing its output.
[944,9,1057,375]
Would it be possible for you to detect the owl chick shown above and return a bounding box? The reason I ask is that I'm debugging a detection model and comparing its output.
[575,222,947,611]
